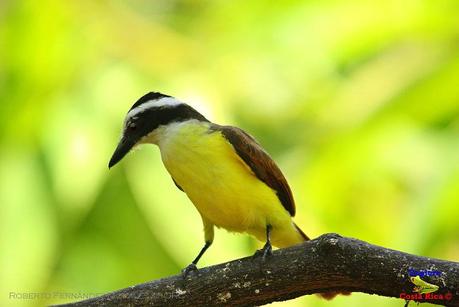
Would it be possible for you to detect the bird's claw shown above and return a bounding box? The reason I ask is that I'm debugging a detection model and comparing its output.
[182,263,198,277]
[253,242,272,260]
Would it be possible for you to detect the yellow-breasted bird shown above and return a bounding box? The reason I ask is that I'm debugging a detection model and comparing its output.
[108,92,309,274]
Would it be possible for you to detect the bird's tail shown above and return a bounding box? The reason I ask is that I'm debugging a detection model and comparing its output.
[293,222,309,241]
[293,223,351,301]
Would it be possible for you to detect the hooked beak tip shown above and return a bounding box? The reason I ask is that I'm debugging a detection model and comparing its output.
[108,155,120,169]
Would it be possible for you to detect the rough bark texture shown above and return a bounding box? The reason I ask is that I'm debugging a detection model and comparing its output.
[56,233,459,307]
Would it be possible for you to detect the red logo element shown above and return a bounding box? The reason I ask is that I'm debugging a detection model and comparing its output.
[400,292,453,301]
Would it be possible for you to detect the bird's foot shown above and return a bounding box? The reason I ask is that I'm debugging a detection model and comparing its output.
[253,242,272,260]
[181,263,198,278]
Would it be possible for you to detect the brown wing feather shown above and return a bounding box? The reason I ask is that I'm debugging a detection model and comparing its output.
[214,125,296,216]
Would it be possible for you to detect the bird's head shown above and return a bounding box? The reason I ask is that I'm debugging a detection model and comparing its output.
[108,92,208,168]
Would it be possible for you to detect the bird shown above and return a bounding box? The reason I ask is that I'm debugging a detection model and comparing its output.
[108,92,309,274]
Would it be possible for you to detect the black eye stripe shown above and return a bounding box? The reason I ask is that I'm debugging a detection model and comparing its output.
[123,101,210,144]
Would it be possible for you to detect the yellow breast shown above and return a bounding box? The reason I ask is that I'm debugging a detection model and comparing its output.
[153,120,300,247]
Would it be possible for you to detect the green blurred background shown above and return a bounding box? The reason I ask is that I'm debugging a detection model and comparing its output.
[1,1,459,306]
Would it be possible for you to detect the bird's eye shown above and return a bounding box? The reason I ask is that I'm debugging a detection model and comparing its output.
[127,122,137,130]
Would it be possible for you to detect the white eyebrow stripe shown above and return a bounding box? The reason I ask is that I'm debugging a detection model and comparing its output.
[126,97,183,119]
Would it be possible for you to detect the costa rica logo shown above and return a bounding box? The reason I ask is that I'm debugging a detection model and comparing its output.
[399,268,453,302]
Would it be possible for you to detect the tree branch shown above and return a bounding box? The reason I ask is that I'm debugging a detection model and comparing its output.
[56,233,459,306]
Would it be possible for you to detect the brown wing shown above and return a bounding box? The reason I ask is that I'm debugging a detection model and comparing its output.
[214,125,296,216]
[171,177,184,192]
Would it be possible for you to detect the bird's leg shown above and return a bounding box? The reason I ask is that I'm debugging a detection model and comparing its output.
[254,224,273,259]
[182,241,212,277]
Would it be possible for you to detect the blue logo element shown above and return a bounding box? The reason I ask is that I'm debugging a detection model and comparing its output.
[408,268,442,277]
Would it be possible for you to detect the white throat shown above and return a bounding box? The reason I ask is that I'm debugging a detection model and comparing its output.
[140,119,208,147]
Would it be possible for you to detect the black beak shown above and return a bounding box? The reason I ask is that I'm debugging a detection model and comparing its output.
[108,137,135,169]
